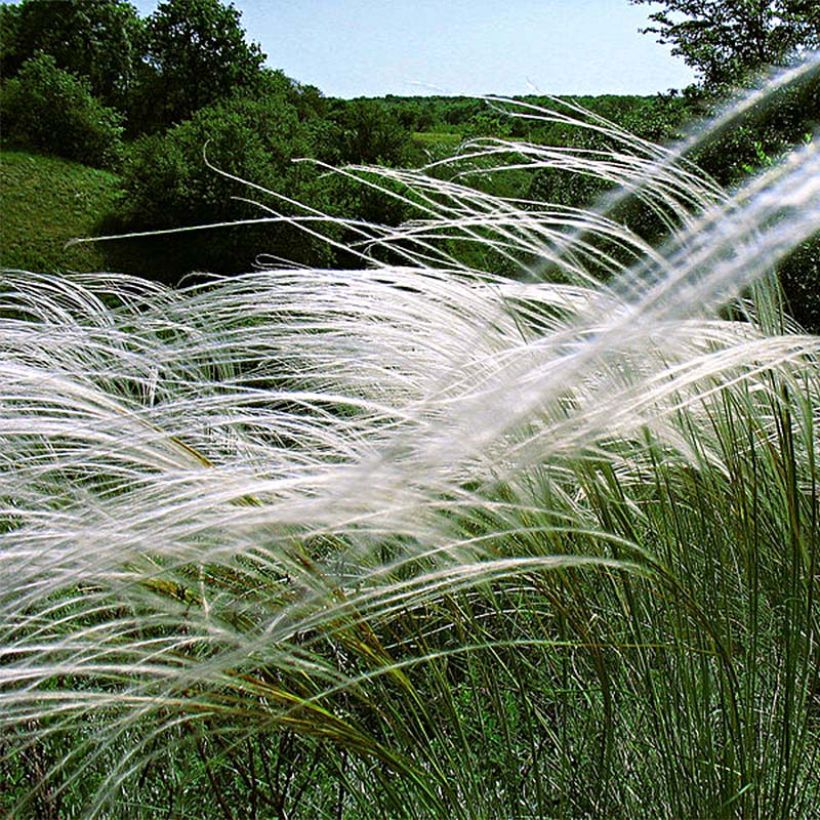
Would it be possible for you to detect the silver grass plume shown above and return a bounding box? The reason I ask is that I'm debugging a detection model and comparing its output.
[1,59,819,816]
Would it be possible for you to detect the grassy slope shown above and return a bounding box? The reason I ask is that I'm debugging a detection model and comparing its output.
[0,148,228,284]
[0,149,122,273]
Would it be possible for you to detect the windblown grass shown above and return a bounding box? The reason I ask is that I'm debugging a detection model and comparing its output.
[1,61,819,818]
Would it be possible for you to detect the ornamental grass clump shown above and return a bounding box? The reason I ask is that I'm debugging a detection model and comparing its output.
[1,61,819,818]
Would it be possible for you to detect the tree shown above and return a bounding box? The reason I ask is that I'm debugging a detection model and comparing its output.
[123,91,307,226]
[328,99,411,166]
[631,0,820,90]
[0,0,142,111]
[0,54,124,168]
[117,90,339,276]
[137,0,266,130]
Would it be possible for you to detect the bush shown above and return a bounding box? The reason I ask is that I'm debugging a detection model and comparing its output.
[123,92,313,225]
[0,0,143,112]
[0,53,123,168]
[119,92,421,277]
[120,91,334,272]
[327,98,411,166]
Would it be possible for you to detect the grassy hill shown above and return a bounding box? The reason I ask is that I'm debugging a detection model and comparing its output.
[0,148,235,284]
[0,148,123,273]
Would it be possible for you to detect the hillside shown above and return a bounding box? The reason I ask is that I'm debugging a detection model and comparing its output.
[0,148,235,284]
[0,149,123,273]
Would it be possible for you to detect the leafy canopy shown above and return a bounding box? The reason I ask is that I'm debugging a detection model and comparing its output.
[0,0,143,110]
[0,53,124,169]
[138,0,266,128]
[631,0,820,89]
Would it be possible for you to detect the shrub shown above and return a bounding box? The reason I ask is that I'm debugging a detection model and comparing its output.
[0,54,123,168]
[120,91,334,272]
[0,0,143,112]
[123,93,307,225]
[120,92,416,274]
[688,68,820,186]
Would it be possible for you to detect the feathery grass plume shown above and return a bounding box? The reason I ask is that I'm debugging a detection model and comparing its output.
[2,61,819,817]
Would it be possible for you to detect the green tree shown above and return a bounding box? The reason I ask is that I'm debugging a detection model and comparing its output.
[0,0,142,111]
[136,0,266,130]
[328,99,411,166]
[123,92,307,227]
[0,53,124,168]
[631,0,820,90]
[118,90,336,275]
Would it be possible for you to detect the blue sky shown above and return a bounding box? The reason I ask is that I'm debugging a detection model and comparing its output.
[130,0,695,97]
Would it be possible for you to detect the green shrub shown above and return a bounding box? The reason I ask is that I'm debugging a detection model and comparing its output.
[0,0,143,112]
[688,70,820,186]
[327,98,412,166]
[120,91,334,271]
[0,53,123,169]
[123,92,311,226]
[120,93,418,275]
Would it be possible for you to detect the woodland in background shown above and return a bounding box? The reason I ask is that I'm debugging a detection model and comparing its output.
[0,0,818,329]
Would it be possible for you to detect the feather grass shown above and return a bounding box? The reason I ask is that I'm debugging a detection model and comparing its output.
[1,62,819,817]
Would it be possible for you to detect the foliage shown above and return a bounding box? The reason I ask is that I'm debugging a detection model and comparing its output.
[0,0,270,137]
[119,92,416,271]
[631,0,820,90]
[780,232,820,332]
[122,94,301,225]
[135,0,266,130]
[325,98,413,166]
[681,67,820,330]
[0,54,124,169]
[631,4,819,328]
[688,68,819,185]
[119,91,334,272]
[0,0,143,110]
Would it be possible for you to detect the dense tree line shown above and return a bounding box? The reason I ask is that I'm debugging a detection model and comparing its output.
[0,0,817,325]
[0,0,266,134]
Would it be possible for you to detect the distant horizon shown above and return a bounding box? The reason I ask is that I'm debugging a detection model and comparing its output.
[120,0,695,98]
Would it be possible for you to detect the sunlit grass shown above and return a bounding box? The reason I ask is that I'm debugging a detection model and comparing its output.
[0,149,120,273]
[1,63,819,818]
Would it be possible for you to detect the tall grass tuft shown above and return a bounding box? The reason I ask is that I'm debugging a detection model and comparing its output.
[1,61,819,817]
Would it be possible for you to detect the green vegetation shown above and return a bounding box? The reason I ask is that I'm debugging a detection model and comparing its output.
[1,1,819,815]
[1,97,819,814]
[412,130,463,146]
[0,54,124,168]
[136,0,267,130]
[631,0,820,91]
[0,149,122,273]
[0,0,142,111]
[1,0,814,299]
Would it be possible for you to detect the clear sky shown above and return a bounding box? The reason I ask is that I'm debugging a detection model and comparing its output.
[129,0,696,97]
